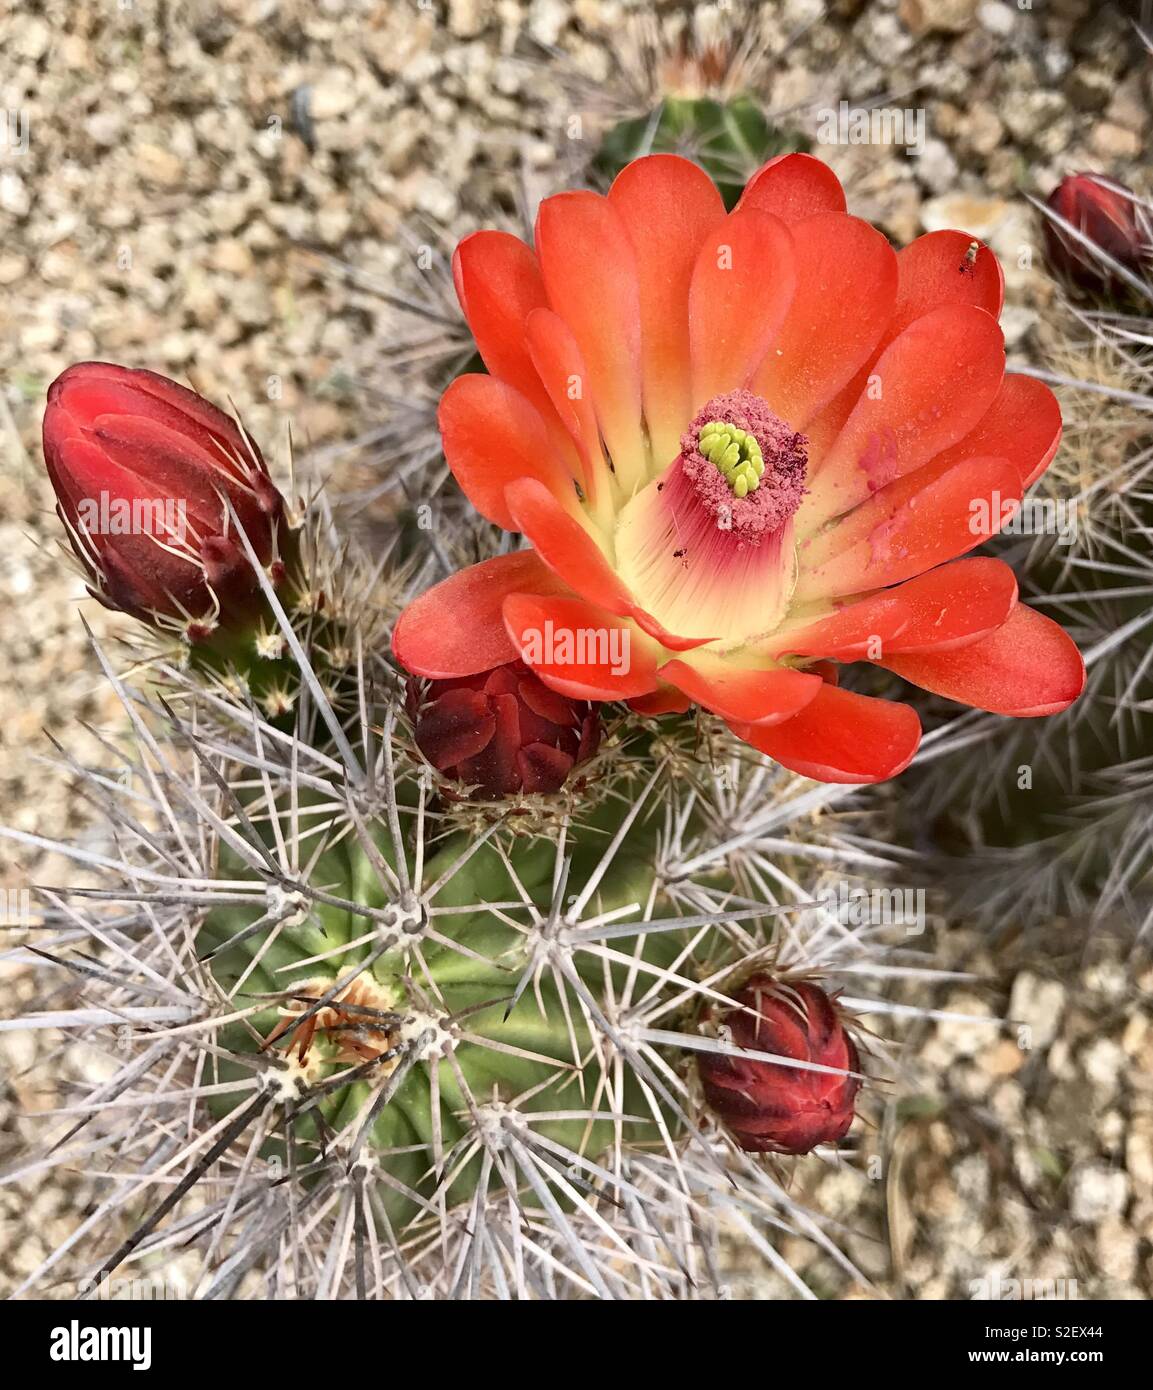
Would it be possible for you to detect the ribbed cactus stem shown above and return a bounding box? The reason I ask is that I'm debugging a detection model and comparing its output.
[593,95,810,209]
[200,813,671,1228]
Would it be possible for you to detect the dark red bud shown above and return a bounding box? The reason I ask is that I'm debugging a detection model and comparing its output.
[1043,173,1151,302]
[699,976,861,1155]
[42,362,286,638]
[409,661,601,800]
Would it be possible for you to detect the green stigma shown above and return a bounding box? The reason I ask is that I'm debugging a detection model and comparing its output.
[697,420,765,499]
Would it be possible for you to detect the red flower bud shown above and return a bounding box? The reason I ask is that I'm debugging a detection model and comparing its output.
[42,362,287,639]
[699,977,860,1155]
[1043,173,1152,301]
[409,661,601,799]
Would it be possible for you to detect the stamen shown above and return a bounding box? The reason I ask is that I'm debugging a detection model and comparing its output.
[697,420,765,497]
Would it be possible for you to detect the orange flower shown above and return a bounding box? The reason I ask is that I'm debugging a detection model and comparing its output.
[394,155,1084,784]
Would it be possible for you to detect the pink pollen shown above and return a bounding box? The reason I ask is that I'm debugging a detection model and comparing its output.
[680,389,808,542]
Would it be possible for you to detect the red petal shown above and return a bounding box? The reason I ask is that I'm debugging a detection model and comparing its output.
[733,685,922,784]
[75,414,270,543]
[803,304,1005,524]
[659,658,822,726]
[516,672,577,726]
[458,691,521,797]
[482,665,520,697]
[737,153,847,224]
[751,213,899,429]
[415,688,496,769]
[438,375,577,531]
[608,154,727,465]
[502,592,660,700]
[880,557,1018,654]
[517,743,575,795]
[797,454,1023,600]
[535,191,647,491]
[200,534,260,610]
[689,210,796,403]
[451,232,555,420]
[45,428,202,534]
[393,551,568,678]
[627,687,692,716]
[880,604,1085,716]
[49,362,258,470]
[892,229,1004,336]
[577,714,601,763]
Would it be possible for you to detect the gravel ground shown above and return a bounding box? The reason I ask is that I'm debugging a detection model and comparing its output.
[1,0,1150,1299]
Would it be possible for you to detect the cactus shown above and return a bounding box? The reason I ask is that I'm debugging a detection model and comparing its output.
[559,3,810,211]
[1,130,1066,1296]
[2,349,984,1295]
[0,545,946,1298]
[592,95,810,212]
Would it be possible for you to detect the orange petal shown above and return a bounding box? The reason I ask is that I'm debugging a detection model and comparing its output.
[763,594,909,660]
[799,234,1006,475]
[505,477,712,652]
[880,604,1085,716]
[439,375,578,531]
[891,229,1004,336]
[797,454,1023,601]
[393,551,568,678]
[733,685,922,784]
[452,231,551,411]
[609,155,727,467]
[737,153,847,224]
[659,656,822,726]
[803,304,1005,525]
[535,191,647,491]
[751,213,899,429]
[524,308,613,510]
[503,592,660,700]
[929,372,1062,491]
[689,209,796,403]
[878,557,1019,654]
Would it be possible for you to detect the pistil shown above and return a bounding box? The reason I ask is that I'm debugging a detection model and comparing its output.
[697,420,765,498]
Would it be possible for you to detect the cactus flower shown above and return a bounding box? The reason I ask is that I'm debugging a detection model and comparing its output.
[699,976,860,1155]
[408,660,600,798]
[1043,172,1152,301]
[393,154,1085,783]
[43,362,289,642]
